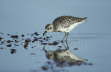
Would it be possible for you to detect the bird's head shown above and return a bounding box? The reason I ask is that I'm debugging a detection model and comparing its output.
[46,51,55,59]
[43,47,55,60]
[43,24,53,36]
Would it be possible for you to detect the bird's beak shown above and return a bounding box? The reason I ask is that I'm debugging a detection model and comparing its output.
[43,31,47,36]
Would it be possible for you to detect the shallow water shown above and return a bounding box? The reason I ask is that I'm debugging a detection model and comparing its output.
[1,0,111,72]
[0,32,111,72]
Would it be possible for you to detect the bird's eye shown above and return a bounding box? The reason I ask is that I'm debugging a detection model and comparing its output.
[49,27,52,29]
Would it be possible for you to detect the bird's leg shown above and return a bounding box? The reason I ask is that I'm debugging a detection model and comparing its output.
[62,41,67,49]
[62,32,67,42]
[62,32,69,50]
[66,32,69,41]
[66,32,69,49]
[43,46,47,53]
[62,38,69,50]
[65,41,69,50]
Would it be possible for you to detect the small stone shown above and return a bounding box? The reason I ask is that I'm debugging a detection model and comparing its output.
[14,40,19,43]
[7,40,13,43]
[24,38,31,49]
[41,66,48,71]
[6,44,12,47]
[10,49,16,54]
[58,46,62,48]
[32,37,38,43]
[88,63,93,66]
[0,37,3,41]
[41,43,47,45]
[21,34,25,37]
[33,32,40,36]
[48,41,59,45]
[10,35,18,39]
[73,48,79,50]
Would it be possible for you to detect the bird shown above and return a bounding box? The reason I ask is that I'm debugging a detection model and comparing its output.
[43,16,87,41]
[43,47,87,64]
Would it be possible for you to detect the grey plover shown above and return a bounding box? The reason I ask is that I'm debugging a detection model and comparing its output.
[43,16,87,40]
[43,47,87,63]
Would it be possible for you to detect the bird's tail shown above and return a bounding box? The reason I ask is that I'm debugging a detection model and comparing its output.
[81,17,87,22]
[83,17,87,20]
[77,17,87,22]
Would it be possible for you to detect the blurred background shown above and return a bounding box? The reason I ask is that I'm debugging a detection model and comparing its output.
[0,0,111,72]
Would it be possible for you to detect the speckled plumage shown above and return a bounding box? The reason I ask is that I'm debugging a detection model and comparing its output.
[43,16,87,40]
[52,16,87,32]
[44,48,87,63]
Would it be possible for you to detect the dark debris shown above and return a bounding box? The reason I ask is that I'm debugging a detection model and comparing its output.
[21,34,25,37]
[10,35,19,39]
[0,37,3,41]
[0,47,4,50]
[73,48,79,50]
[58,46,62,48]
[41,66,49,71]
[7,40,13,43]
[0,41,5,44]
[10,49,16,54]
[33,32,40,36]
[48,41,59,45]
[7,34,11,36]
[32,37,38,43]
[41,41,60,46]
[0,32,53,54]
[41,43,47,45]
[24,38,31,49]
[6,44,12,47]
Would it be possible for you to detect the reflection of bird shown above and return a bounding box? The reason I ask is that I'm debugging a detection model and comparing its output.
[43,48,87,63]
[43,16,87,41]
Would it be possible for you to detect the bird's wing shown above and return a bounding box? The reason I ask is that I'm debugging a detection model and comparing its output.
[53,16,86,28]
